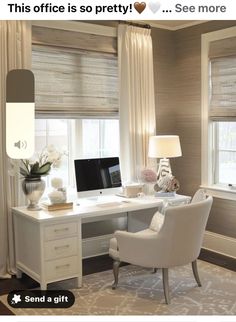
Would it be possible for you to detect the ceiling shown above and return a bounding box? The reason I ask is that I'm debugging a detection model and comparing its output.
[142,20,208,30]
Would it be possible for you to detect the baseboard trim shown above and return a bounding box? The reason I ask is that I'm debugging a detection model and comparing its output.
[203,231,236,259]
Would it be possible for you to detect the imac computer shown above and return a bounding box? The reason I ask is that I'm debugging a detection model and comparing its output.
[74,157,122,200]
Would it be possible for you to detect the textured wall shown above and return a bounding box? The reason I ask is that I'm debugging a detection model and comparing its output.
[152,21,236,238]
[152,27,176,135]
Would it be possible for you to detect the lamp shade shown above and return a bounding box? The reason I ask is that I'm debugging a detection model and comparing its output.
[148,135,182,158]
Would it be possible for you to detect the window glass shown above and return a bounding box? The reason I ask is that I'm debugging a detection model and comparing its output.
[215,122,236,185]
[82,120,100,158]
[35,119,119,189]
[82,119,119,158]
[101,120,119,157]
[35,119,70,187]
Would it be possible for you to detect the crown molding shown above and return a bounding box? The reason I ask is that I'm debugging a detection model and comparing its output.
[141,20,209,31]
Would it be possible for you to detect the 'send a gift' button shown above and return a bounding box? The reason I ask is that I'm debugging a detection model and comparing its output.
[8,290,75,308]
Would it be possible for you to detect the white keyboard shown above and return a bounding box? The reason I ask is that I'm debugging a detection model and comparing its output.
[96,201,125,208]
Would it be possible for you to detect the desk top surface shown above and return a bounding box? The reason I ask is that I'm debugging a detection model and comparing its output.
[12,194,191,223]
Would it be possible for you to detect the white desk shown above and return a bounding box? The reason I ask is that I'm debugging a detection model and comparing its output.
[12,194,191,289]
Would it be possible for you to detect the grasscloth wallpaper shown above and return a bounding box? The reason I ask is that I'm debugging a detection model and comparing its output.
[152,21,236,239]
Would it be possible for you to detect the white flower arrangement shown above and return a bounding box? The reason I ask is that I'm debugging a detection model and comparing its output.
[39,145,65,170]
[9,145,67,179]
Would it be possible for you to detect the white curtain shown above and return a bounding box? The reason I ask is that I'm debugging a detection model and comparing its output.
[0,21,31,277]
[118,25,156,183]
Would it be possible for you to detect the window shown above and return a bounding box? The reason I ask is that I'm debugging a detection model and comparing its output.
[210,53,236,185]
[35,119,119,188]
[202,26,236,198]
[32,24,119,192]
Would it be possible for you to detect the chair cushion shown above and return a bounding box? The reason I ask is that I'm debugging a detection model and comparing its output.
[109,229,157,261]
[149,211,164,232]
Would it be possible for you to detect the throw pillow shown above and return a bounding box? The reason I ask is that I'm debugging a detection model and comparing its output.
[149,211,164,232]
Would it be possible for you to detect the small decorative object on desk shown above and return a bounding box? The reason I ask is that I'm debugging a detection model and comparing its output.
[139,168,157,195]
[41,201,73,211]
[122,183,144,198]
[155,173,180,197]
[10,145,65,211]
[48,177,67,204]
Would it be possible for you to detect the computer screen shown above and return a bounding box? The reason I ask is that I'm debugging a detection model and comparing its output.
[74,157,122,193]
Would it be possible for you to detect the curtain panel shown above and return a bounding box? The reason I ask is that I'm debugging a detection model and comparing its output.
[118,25,156,183]
[0,21,31,277]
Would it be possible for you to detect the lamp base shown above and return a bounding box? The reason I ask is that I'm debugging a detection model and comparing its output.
[155,191,176,198]
[157,158,172,179]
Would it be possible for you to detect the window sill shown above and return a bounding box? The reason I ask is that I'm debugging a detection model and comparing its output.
[201,184,236,201]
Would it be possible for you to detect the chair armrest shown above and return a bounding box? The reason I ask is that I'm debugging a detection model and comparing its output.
[114,230,160,267]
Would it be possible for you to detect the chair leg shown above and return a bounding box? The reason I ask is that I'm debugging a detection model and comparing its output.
[162,268,170,304]
[112,260,120,290]
[192,260,202,287]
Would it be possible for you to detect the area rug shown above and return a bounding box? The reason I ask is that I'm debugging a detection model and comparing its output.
[1,260,235,315]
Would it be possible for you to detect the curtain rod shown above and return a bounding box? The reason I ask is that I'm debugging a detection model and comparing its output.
[119,21,151,29]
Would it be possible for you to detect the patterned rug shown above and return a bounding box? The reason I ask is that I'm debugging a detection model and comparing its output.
[1,260,235,315]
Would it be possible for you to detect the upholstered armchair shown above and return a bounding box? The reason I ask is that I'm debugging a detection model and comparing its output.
[109,195,213,304]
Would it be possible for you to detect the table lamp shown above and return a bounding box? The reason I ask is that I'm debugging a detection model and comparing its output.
[148,135,182,195]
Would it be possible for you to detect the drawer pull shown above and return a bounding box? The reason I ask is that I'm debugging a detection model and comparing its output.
[54,227,69,233]
[55,264,70,269]
[54,245,70,250]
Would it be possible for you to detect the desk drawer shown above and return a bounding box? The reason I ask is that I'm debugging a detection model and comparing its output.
[44,222,77,241]
[45,256,78,281]
[44,237,77,260]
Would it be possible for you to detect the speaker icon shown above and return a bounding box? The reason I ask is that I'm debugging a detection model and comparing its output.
[14,140,27,149]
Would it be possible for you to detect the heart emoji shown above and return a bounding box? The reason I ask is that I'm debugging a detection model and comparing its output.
[134,2,146,14]
[149,1,161,13]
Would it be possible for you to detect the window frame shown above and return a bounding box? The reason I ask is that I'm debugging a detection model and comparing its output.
[213,122,236,186]
[201,26,236,201]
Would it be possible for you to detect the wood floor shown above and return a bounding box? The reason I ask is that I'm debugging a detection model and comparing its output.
[0,249,235,315]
